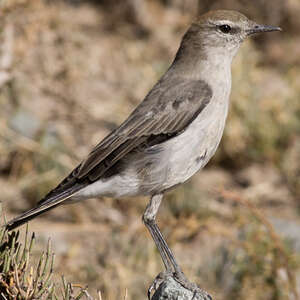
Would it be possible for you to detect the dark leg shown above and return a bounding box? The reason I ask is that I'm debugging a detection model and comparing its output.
[142,194,181,273]
[143,194,211,300]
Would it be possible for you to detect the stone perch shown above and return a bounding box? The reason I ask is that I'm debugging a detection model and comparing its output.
[151,276,212,300]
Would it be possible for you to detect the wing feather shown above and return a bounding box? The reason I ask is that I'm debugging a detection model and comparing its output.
[38,77,212,204]
[77,78,212,180]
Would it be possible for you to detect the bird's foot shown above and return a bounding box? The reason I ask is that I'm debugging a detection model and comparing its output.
[173,270,212,300]
[148,270,212,300]
[148,270,173,299]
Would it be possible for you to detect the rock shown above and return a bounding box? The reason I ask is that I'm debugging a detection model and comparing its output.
[151,276,212,300]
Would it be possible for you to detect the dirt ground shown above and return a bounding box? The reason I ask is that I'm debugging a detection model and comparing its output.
[0,1,300,299]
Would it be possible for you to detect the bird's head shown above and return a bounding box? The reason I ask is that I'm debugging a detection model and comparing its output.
[176,10,281,63]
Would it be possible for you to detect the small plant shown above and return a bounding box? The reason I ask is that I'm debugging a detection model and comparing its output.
[0,207,99,300]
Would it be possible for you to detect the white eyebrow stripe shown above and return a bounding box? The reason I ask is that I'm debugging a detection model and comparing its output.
[209,20,236,26]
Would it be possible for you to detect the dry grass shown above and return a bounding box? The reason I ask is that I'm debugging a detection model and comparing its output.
[0,213,98,299]
[220,190,299,300]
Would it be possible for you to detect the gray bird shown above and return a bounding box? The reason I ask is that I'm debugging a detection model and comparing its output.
[6,10,281,298]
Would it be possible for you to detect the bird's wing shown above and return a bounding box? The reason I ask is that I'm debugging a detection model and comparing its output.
[5,78,212,230]
[48,78,212,194]
[77,78,212,180]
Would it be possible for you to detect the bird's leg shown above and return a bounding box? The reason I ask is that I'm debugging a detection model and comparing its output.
[143,194,185,297]
[143,194,211,300]
[143,194,175,272]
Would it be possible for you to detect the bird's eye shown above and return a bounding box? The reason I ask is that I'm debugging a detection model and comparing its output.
[218,24,232,33]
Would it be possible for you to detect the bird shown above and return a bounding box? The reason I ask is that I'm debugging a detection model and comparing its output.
[5,9,281,298]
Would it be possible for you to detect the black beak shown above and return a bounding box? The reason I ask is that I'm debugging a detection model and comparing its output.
[246,24,282,35]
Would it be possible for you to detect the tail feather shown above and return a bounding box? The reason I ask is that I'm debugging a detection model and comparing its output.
[5,183,86,231]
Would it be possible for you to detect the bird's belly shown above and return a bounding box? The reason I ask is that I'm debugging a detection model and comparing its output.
[160,116,225,189]
[132,104,228,194]
[74,102,228,200]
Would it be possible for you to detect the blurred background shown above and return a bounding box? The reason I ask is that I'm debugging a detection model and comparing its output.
[0,0,300,299]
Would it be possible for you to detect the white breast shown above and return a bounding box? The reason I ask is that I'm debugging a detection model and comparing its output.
[160,96,229,189]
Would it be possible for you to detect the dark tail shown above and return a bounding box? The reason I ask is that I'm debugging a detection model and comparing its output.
[5,183,86,231]
[5,203,61,231]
